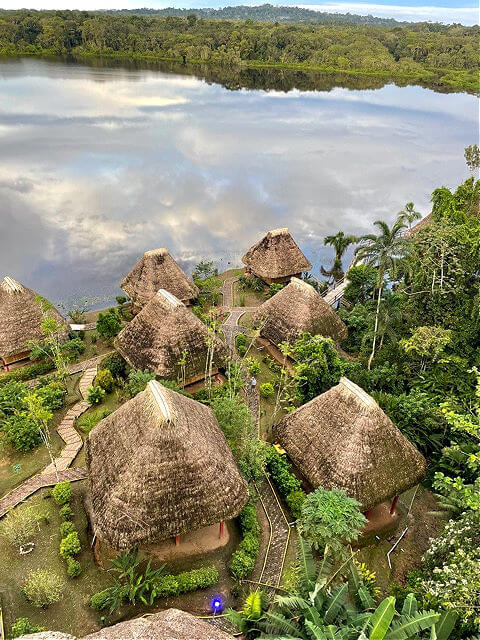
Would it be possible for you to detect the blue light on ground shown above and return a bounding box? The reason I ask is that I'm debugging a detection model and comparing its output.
[211,594,225,614]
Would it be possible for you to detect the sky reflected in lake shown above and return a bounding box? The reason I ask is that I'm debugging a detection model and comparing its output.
[0,57,476,310]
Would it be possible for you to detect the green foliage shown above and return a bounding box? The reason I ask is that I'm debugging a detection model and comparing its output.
[116,295,127,305]
[52,481,71,505]
[36,380,67,411]
[344,263,377,304]
[59,521,76,538]
[87,384,105,404]
[66,557,82,579]
[9,617,45,638]
[2,413,42,451]
[23,569,64,608]
[299,487,366,554]
[230,496,260,579]
[286,490,306,519]
[96,308,122,340]
[291,333,345,403]
[0,360,55,387]
[59,504,73,521]
[238,273,265,292]
[244,356,261,376]
[77,408,112,435]
[266,446,302,496]
[95,368,115,393]
[100,352,128,379]
[0,380,28,418]
[59,531,81,559]
[125,369,155,398]
[193,260,218,280]
[259,382,274,398]
[268,283,285,297]
[1,505,41,548]
[90,589,114,610]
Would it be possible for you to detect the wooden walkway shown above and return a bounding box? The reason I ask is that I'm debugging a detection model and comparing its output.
[0,364,97,517]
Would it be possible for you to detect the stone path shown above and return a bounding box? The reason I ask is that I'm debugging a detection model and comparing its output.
[26,353,111,389]
[223,308,256,350]
[0,365,97,517]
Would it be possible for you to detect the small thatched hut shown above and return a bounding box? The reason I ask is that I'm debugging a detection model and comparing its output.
[16,609,234,640]
[120,248,199,311]
[0,276,68,368]
[86,380,249,550]
[252,277,347,349]
[273,377,426,513]
[242,227,312,284]
[114,289,227,385]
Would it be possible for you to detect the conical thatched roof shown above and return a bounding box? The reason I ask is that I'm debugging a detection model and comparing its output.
[242,228,312,280]
[86,380,249,549]
[83,609,234,640]
[114,289,227,380]
[252,277,347,346]
[16,610,234,640]
[274,377,426,511]
[0,276,68,360]
[120,248,199,309]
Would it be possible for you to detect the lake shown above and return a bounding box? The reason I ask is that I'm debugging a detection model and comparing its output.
[0,57,476,312]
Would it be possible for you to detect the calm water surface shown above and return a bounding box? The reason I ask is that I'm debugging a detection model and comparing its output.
[0,58,476,310]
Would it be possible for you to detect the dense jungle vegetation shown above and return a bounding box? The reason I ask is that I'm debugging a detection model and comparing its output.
[0,10,478,93]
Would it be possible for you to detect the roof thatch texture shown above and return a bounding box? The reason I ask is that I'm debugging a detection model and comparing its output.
[252,277,347,347]
[17,610,234,640]
[273,377,426,510]
[0,276,68,359]
[120,248,199,309]
[404,213,433,236]
[83,609,234,640]
[114,289,228,380]
[86,380,249,549]
[242,228,312,280]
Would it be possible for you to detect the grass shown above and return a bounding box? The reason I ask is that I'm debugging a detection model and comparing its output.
[233,282,267,308]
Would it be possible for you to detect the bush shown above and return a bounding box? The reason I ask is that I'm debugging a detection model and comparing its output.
[96,308,122,340]
[66,557,82,578]
[153,574,180,598]
[125,369,155,398]
[87,385,105,405]
[9,617,45,638]
[0,380,27,417]
[245,357,261,376]
[59,504,73,521]
[265,447,302,497]
[59,531,81,559]
[286,490,306,519]
[259,382,274,398]
[230,496,260,579]
[90,588,113,610]
[52,481,71,505]
[2,414,42,451]
[0,361,55,387]
[77,409,112,435]
[99,353,128,378]
[237,344,247,357]
[230,549,256,579]
[96,369,115,393]
[37,381,67,411]
[175,566,218,593]
[59,521,76,538]
[1,505,40,548]
[23,569,64,608]
[62,337,86,359]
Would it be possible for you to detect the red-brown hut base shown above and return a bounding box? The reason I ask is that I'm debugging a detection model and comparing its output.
[1,350,31,369]
[255,337,296,373]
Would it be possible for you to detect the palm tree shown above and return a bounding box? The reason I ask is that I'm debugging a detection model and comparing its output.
[321,231,357,283]
[398,202,421,230]
[355,217,408,370]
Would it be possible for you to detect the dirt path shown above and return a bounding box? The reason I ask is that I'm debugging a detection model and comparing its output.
[0,365,97,517]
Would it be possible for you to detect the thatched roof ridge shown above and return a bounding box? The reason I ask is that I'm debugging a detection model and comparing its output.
[252,277,347,346]
[114,290,228,380]
[404,213,433,236]
[120,248,199,308]
[86,381,249,549]
[273,377,426,510]
[242,228,312,279]
[17,610,234,640]
[0,276,68,359]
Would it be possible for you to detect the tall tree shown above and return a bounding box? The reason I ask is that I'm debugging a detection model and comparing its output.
[398,201,421,230]
[355,217,408,369]
[321,231,357,282]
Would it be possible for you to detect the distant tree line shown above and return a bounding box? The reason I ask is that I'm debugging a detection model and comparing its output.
[0,10,477,92]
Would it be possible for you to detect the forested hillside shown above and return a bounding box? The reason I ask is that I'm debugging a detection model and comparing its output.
[0,10,478,92]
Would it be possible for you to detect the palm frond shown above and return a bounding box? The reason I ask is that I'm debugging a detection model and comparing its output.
[385,611,440,640]
[263,611,303,636]
[324,583,348,624]
[432,611,457,640]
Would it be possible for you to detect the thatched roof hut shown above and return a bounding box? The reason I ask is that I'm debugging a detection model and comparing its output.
[242,228,312,283]
[114,289,227,382]
[273,377,426,511]
[120,248,199,310]
[86,380,249,549]
[404,213,433,236]
[0,276,68,366]
[252,277,347,347]
[16,609,233,640]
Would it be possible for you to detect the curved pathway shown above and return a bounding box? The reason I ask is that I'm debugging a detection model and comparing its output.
[0,365,98,517]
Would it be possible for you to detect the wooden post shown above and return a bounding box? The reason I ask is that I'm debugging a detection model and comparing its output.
[390,495,399,515]
[175,534,180,546]
[219,521,225,539]
[364,509,372,520]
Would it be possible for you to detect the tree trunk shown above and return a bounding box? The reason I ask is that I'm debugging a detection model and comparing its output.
[368,286,382,370]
